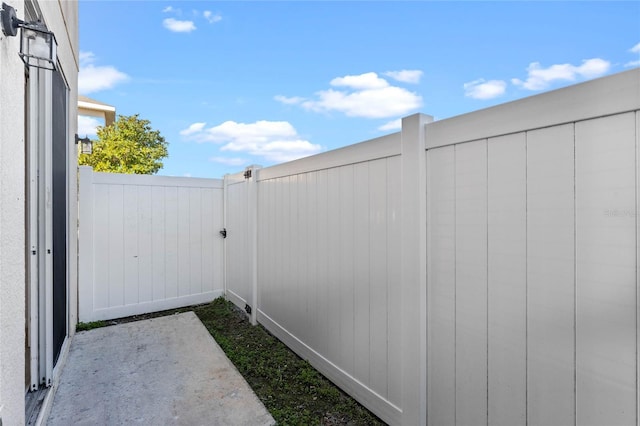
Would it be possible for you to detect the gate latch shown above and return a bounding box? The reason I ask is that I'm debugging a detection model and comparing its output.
[220,228,227,238]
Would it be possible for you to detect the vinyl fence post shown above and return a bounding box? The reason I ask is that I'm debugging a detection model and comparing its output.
[222,174,229,300]
[78,166,94,322]
[248,165,260,326]
[400,113,432,426]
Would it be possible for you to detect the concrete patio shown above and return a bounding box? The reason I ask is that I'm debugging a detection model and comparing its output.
[46,312,274,426]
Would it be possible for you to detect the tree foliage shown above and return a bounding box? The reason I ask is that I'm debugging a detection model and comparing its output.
[78,114,168,174]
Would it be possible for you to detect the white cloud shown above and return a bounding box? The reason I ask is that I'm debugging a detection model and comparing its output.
[378,119,402,131]
[163,18,196,33]
[463,79,507,99]
[78,51,129,95]
[210,157,247,167]
[181,120,323,163]
[274,95,306,105]
[576,58,611,78]
[162,7,218,27]
[180,122,207,136]
[330,72,389,90]
[302,86,422,118]
[384,70,423,84]
[280,72,422,119]
[79,65,129,94]
[625,43,640,67]
[77,115,101,138]
[203,11,222,23]
[511,58,610,91]
[79,51,95,65]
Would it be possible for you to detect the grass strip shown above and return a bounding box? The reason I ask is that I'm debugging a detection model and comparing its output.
[192,298,386,426]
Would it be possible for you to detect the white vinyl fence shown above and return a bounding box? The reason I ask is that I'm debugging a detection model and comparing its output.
[423,70,640,426]
[78,167,224,321]
[255,135,404,423]
[223,167,258,324]
[76,69,640,426]
[223,69,640,426]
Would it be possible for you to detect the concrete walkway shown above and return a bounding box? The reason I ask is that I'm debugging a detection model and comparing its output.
[47,312,274,426]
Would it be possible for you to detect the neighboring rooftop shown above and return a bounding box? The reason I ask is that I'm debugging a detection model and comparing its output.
[78,95,116,126]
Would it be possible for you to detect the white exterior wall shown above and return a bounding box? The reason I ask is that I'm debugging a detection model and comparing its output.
[78,168,225,322]
[0,2,28,423]
[0,1,78,424]
[255,134,405,425]
[424,69,640,425]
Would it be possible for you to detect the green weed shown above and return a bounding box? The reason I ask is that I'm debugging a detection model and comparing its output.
[193,297,385,425]
[76,320,106,331]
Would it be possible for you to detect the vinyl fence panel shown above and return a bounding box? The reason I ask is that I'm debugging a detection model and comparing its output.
[424,69,639,426]
[575,113,637,426]
[454,139,488,426]
[79,169,224,322]
[256,134,405,425]
[487,133,527,425]
[426,145,456,426]
[526,124,575,426]
[225,173,250,310]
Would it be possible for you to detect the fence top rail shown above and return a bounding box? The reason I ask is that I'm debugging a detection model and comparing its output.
[80,167,224,189]
[256,131,401,181]
[425,68,640,149]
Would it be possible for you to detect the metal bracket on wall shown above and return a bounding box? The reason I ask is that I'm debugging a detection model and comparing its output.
[219,228,227,238]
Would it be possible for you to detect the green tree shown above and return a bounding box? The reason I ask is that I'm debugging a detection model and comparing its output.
[79,114,168,174]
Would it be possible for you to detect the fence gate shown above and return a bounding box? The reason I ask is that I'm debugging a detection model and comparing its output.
[78,167,225,322]
[223,167,258,324]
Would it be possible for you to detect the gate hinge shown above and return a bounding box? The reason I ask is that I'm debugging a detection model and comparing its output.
[220,228,227,238]
[244,169,252,179]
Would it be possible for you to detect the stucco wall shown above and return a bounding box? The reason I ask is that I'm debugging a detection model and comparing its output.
[0,2,27,424]
[0,0,78,424]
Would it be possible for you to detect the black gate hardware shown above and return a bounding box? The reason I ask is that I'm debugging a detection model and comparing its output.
[220,228,227,238]
[244,169,252,179]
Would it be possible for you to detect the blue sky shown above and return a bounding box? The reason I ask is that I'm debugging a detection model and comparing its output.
[78,1,640,178]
